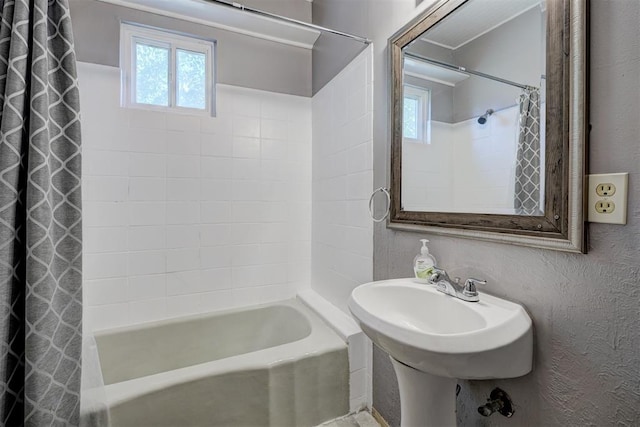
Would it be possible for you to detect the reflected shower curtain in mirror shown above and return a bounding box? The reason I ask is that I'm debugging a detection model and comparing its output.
[0,0,83,425]
[514,88,541,215]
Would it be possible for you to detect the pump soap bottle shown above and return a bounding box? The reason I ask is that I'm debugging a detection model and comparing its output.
[413,239,437,283]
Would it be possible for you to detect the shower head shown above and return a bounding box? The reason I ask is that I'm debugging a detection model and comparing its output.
[477,109,494,124]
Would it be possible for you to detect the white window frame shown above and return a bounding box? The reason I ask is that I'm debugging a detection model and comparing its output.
[120,23,216,116]
[403,84,431,144]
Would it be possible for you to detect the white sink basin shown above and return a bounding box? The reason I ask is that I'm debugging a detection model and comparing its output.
[348,278,533,379]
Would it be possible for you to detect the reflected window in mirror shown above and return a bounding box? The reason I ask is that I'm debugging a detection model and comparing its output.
[403,85,431,144]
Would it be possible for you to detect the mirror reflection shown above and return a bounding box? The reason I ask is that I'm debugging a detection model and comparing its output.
[400,0,546,215]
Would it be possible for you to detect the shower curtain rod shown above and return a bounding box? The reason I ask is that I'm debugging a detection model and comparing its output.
[404,52,538,91]
[202,0,372,45]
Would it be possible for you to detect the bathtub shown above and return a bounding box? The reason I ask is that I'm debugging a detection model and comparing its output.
[89,299,349,427]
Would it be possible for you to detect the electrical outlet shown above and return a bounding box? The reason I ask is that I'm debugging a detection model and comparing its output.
[594,200,615,214]
[588,173,628,224]
[595,183,616,197]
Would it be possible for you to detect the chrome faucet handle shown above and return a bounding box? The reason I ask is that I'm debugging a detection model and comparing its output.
[429,267,449,283]
[463,278,486,297]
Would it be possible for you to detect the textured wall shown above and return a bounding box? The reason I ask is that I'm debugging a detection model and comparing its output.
[313,0,640,425]
[68,0,312,96]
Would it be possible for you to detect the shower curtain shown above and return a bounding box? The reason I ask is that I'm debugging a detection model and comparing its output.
[0,0,83,425]
[514,88,541,215]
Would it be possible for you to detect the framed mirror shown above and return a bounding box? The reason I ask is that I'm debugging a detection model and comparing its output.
[388,0,588,253]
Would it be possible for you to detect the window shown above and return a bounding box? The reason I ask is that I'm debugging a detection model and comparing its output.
[121,23,215,115]
[403,85,431,144]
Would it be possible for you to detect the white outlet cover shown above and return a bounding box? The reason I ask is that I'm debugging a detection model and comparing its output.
[588,173,629,224]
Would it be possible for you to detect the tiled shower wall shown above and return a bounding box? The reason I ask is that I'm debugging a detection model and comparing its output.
[311,46,374,410]
[311,46,374,313]
[79,62,311,331]
[402,107,519,213]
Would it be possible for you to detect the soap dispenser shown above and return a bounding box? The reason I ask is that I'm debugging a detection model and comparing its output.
[413,239,437,283]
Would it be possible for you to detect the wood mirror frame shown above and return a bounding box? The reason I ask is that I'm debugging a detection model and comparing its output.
[388,0,588,253]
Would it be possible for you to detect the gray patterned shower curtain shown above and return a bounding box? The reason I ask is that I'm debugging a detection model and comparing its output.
[514,88,541,215]
[0,0,83,425]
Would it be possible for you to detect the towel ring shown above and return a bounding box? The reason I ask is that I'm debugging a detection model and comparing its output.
[369,187,391,223]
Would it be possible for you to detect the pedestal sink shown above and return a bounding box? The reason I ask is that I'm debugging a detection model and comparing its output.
[348,279,532,427]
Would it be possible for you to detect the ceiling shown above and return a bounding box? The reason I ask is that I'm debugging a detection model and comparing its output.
[421,0,541,50]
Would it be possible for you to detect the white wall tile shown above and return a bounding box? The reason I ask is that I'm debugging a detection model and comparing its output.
[79,63,312,329]
[84,277,128,305]
[200,246,232,269]
[84,202,128,227]
[166,114,200,132]
[129,153,166,177]
[129,202,165,226]
[201,268,233,291]
[166,289,235,318]
[166,270,202,296]
[84,252,128,279]
[128,275,166,301]
[201,224,233,246]
[233,117,260,138]
[200,116,232,135]
[86,303,131,331]
[128,226,165,251]
[128,128,167,153]
[129,298,167,324]
[83,176,128,202]
[129,109,167,130]
[201,179,232,201]
[232,92,261,118]
[230,244,261,267]
[232,136,261,158]
[261,119,288,140]
[201,157,233,179]
[201,133,233,157]
[83,150,129,176]
[261,139,287,160]
[129,177,166,201]
[167,178,200,201]
[166,225,200,248]
[167,130,200,155]
[167,155,201,178]
[201,201,232,223]
[167,248,200,272]
[232,158,261,180]
[84,227,128,253]
[231,180,262,201]
[127,251,166,276]
[166,201,200,224]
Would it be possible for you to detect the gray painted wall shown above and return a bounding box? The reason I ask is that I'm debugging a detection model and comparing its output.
[69,0,312,96]
[314,0,640,425]
[406,8,543,123]
[311,0,368,94]
[241,0,312,23]
[451,7,544,122]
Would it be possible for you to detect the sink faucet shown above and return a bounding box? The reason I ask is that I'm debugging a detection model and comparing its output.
[429,267,486,302]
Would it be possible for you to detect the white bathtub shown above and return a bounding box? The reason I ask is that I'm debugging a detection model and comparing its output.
[90,299,349,427]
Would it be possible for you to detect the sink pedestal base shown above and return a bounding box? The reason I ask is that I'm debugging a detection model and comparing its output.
[390,357,457,427]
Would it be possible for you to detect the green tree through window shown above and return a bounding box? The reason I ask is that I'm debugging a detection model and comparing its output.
[177,49,206,109]
[135,43,169,106]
